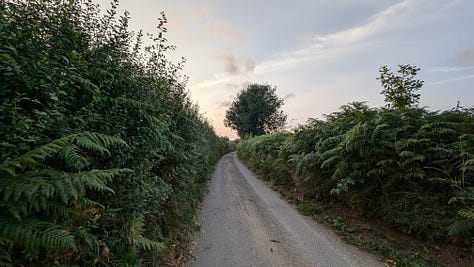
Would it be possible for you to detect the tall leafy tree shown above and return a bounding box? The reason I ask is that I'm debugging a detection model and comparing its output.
[224,83,287,138]
[378,64,423,109]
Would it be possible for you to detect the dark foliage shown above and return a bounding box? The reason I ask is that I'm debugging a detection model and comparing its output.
[224,83,287,138]
[239,104,474,252]
[0,0,228,265]
[378,64,423,109]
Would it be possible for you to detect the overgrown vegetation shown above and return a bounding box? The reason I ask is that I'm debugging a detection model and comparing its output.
[237,67,474,265]
[0,0,228,265]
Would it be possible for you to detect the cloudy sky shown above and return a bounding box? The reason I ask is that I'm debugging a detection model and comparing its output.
[96,0,474,139]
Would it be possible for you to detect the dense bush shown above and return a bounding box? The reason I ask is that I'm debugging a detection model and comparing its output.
[0,0,228,265]
[236,133,292,188]
[238,102,474,249]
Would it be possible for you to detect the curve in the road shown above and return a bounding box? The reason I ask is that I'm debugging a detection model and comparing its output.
[188,152,383,267]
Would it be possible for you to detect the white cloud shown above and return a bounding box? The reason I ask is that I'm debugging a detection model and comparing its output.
[428,66,474,73]
[427,74,474,86]
[193,0,426,88]
[256,0,421,73]
[192,75,238,89]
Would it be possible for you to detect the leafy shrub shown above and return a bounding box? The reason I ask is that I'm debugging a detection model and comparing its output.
[1,0,228,265]
[238,104,474,248]
[238,133,293,188]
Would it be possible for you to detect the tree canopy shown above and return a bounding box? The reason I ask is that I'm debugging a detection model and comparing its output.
[224,83,287,138]
[378,64,423,109]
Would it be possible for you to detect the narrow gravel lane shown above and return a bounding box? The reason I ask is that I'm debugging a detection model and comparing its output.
[188,152,383,267]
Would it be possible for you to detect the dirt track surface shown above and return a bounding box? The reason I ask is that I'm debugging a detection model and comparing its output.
[188,152,383,267]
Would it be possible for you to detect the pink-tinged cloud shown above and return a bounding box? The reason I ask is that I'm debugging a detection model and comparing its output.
[216,54,256,75]
[218,54,239,74]
[191,7,242,46]
[283,93,296,100]
[452,44,474,66]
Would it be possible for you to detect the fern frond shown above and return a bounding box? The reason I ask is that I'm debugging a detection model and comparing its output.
[318,134,344,149]
[301,152,319,167]
[133,235,165,251]
[465,158,474,166]
[1,200,28,220]
[459,208,474,220]
[448,217,474,236]
[399,150,415,158]
[321,156,338,169]
[0,173,53,203]
[57,145,89,171]
[81,168,128,184]
[420,122,457,136]
[76,197,105,209]
[332,161,349,180]
[404,168,425,179]
[460,133,474,140]
[376,159,397,167]
[0,220,75,251]
[1,168,126,210]
[395,138,431,151]
[73,132,110,155]
[372,123,390,139]
[6,135,75,175]
[428,177,460,186]
[127,215,164,252]
[426,146,456,159]
[320,147,341,161]
[2,132,126,176]
[343,123,368,152]
[57,168,129,201]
